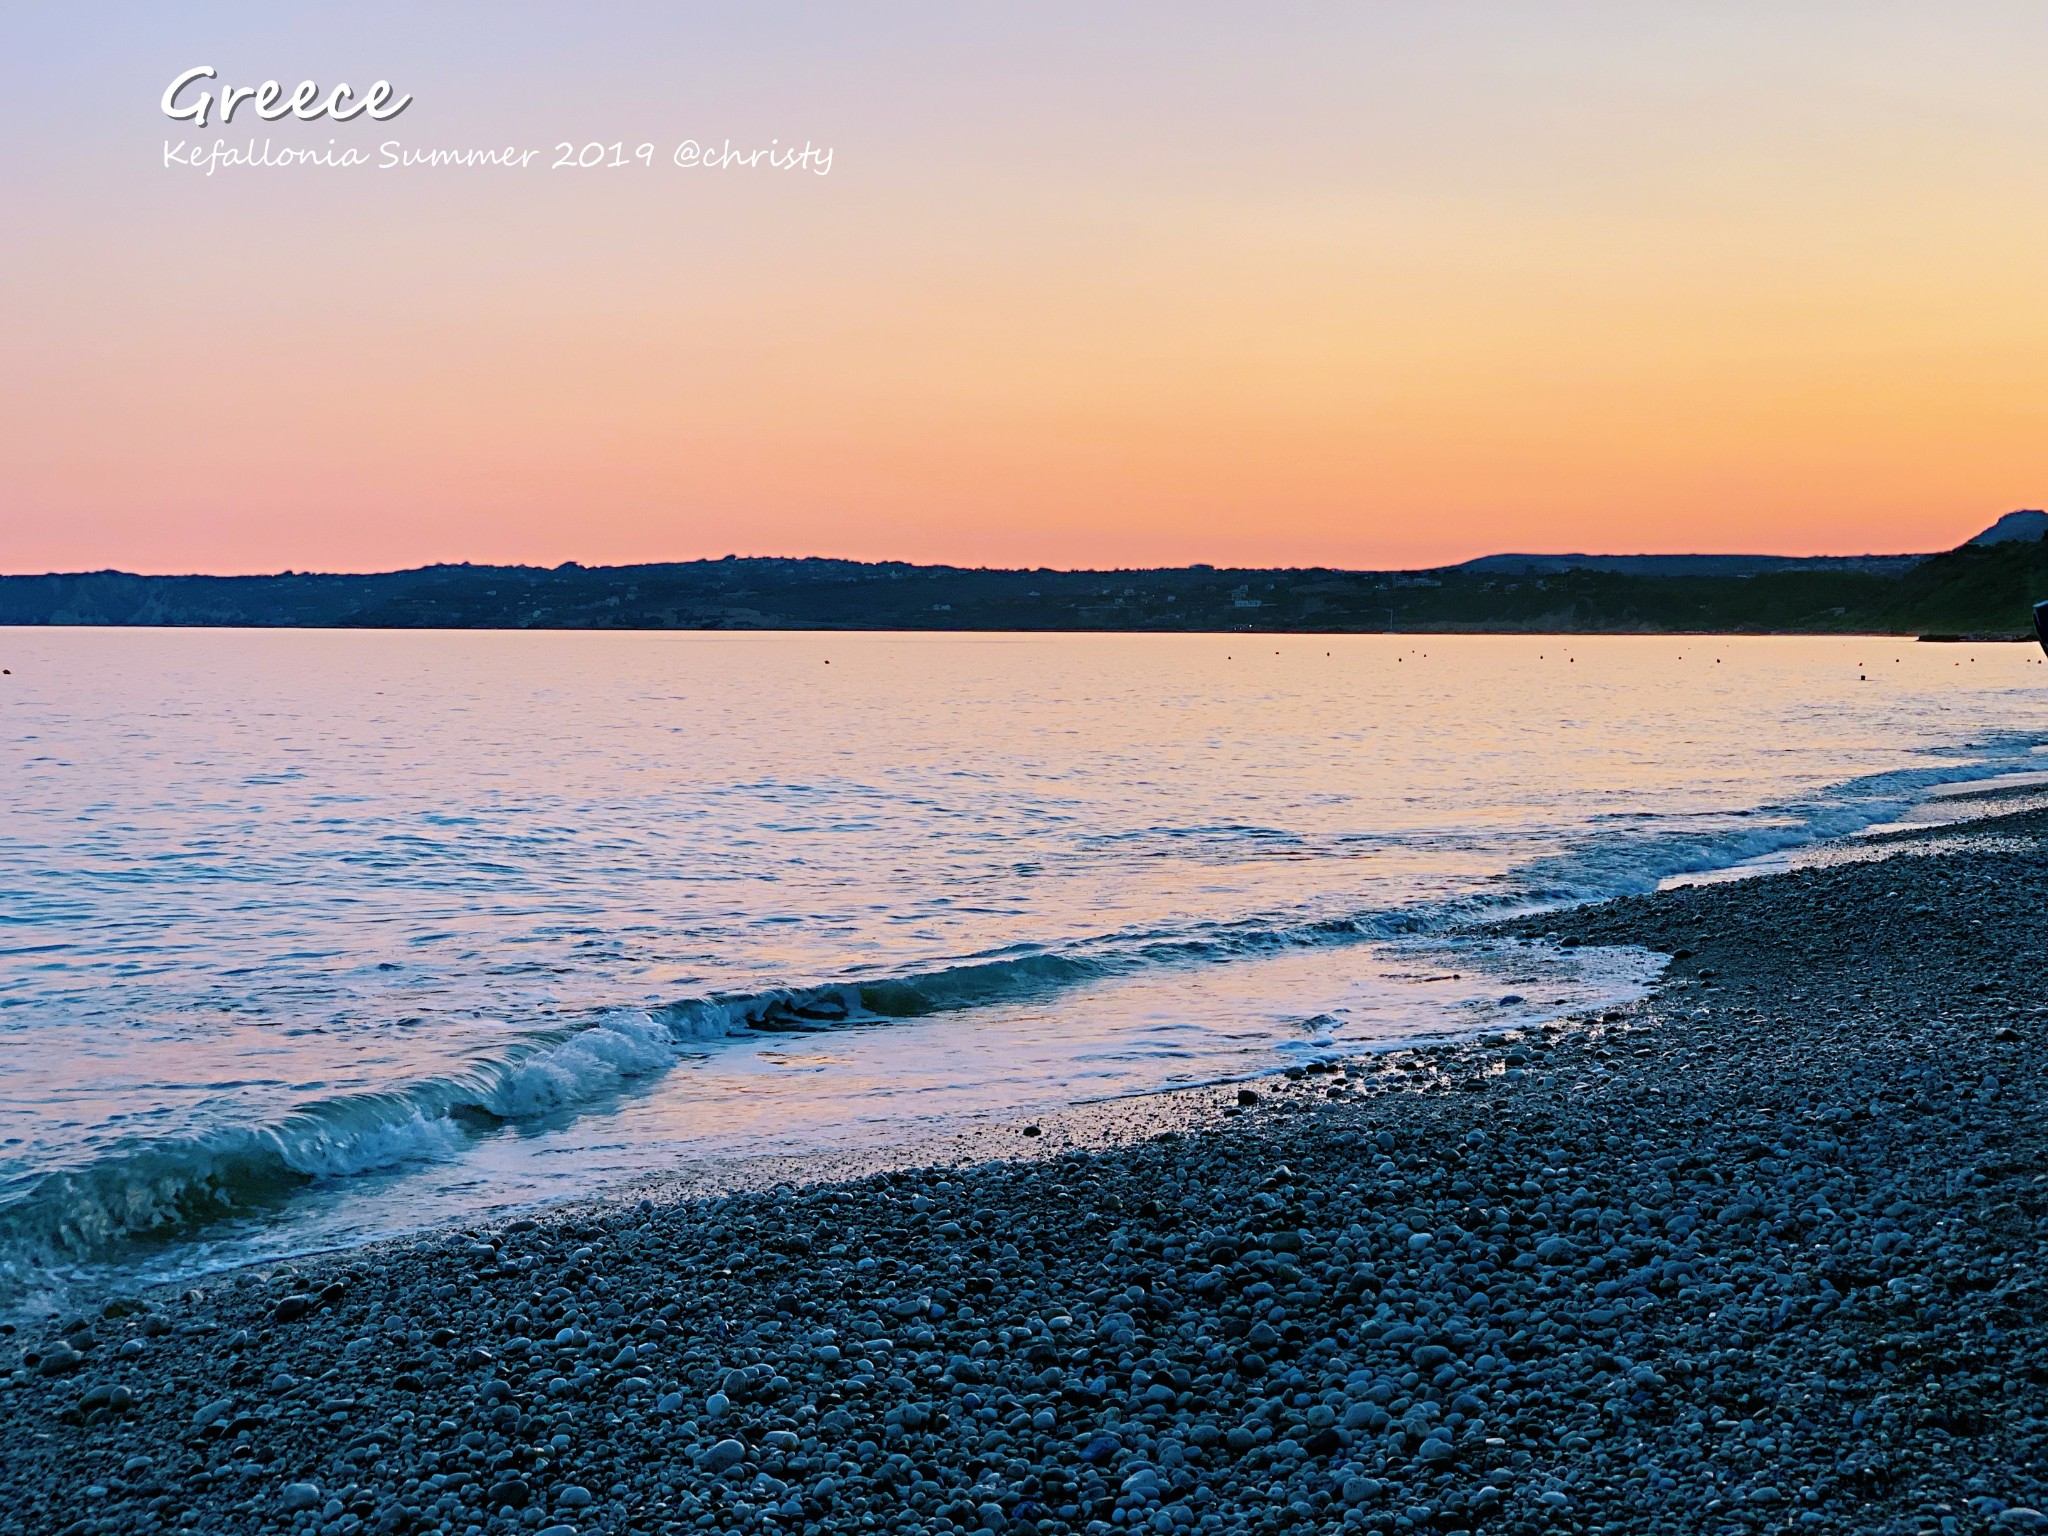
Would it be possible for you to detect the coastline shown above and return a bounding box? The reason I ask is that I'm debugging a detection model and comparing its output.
[4,806,2045,1535]
[5,532,2044,637]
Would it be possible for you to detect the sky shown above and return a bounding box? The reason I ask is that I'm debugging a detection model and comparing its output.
[3,3,2046,574]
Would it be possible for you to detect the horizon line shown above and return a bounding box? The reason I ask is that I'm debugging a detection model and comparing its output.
[0,548,1950,582]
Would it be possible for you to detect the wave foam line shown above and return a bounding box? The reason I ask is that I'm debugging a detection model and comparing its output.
[0,1010,683,1273]
[8,731,2045,1284]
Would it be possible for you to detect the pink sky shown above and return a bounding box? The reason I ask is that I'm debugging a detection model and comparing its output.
[4,3,2045,573]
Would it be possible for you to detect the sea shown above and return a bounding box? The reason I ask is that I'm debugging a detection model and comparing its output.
[2,628,2043,1312]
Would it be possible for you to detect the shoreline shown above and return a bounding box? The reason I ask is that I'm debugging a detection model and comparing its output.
[0,925,1653,1322]
[3,805,2045,1535]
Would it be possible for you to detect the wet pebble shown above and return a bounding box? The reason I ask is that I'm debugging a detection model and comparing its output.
[3,818,2046,1535]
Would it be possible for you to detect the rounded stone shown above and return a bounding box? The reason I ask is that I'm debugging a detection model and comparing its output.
[702,1438,748,1473]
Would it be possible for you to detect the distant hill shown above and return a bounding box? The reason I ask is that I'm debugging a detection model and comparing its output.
[3,525,2044,637]
[1969,510,2048,545]
[1867,531,2048,637]
[1455,552,1927,577]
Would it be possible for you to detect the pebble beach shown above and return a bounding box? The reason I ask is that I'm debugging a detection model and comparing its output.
[5,803,2044,1536]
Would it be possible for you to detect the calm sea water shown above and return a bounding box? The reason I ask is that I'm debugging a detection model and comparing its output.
[2,628,2043,1307]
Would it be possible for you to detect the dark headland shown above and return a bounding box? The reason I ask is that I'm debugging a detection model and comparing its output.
[5,518,2046,638]
[5,794,2045,1535]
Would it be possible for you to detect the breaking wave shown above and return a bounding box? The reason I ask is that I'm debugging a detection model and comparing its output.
[0,1011,682,1278]
[5,735,2042,1295]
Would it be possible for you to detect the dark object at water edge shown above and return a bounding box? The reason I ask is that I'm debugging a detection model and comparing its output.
[2035,599,2048,657]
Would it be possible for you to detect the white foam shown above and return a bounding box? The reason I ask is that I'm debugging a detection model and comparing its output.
[484,1011,679,1117]
[281,1106,467,1179]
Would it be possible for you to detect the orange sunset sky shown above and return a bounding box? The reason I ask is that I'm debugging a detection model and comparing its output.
[3,3,2045,574]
